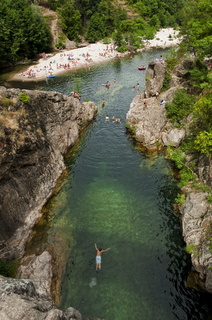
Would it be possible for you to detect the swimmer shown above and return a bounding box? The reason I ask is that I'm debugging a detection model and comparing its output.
[105,115,109,120]
[101,99,105,107]
[105,81,110,89]
[94,243,110,271]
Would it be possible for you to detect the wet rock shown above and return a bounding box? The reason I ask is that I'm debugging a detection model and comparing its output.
[64,307,82,320]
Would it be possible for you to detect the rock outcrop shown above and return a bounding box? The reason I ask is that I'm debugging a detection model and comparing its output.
[180,192,212,293]
[0,86,97,260]
[126,59,186,151]
[0,276,84,320]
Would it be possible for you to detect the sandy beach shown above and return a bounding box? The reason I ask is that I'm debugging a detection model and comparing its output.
[13,28,181,81]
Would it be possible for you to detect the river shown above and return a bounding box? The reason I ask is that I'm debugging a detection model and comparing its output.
[1,49,212,320]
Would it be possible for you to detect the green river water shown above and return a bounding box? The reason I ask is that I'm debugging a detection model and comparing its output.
[2,49,212,320]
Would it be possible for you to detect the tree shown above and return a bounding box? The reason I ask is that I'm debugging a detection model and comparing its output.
[181,0,212,58]
[0,0,51,64]
[57,0,81,42]
[85,12,105,42]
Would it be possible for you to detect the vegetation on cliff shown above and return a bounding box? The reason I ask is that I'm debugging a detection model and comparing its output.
[162,0,212,216]
[166,0,212,159]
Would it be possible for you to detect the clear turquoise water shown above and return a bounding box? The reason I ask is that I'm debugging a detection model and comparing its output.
[3,50,212,320]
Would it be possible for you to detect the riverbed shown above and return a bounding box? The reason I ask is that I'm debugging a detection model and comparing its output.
[1,49,212,320]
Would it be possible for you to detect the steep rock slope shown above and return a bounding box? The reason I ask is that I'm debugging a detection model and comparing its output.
[0,86,97,260]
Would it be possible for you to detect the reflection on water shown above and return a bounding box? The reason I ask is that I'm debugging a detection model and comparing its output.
[3,50,212,320]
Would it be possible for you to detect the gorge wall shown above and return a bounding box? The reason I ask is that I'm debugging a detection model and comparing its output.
[126,59,212,293]
[0,86,97,260]
[0,86,98,319]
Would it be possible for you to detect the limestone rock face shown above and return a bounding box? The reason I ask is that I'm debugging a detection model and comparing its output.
[0,86,97,260]
[161,128,185,147]
[145,60,167,97]
[180,193,212,293]
[126,95,166,151]
[0,276,82,320]
[126,59,195,151]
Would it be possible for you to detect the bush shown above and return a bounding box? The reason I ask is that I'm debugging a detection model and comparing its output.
[165,89,195,124]
[185,244,198,257]
[55,33,66,49]
[166,146,186,169]
[194,130,212,157]
[117,45,128,53]
[19,93,30,103]
[0,96,14,107]
[162,74,171,91]
[175,193,186,205]
[178,167,195,188]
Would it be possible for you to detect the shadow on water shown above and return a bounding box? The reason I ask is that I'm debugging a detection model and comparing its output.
[3,49,212,320]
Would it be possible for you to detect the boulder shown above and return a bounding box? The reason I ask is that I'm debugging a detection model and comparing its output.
[18,251,53,297]
[0,276,84,320]
[161,128,185,147]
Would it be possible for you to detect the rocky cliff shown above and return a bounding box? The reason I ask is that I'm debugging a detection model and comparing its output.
[0,275,84,320]
[126,59,191,151]
[0,86,97,260]
[0,86,98,319]
[126,60,212,293]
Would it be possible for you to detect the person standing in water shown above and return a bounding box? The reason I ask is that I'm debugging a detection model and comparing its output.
[94,243,110,271]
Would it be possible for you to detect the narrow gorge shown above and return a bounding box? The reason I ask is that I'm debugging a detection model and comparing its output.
[0,52,211,319]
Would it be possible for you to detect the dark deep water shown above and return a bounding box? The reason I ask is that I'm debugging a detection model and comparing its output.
[1,49,212,319]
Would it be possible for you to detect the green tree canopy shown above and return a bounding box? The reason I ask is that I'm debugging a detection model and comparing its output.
[180,0,212,58]
[0,0,51,65]
[86,12,105,42]
[57,0,81,42]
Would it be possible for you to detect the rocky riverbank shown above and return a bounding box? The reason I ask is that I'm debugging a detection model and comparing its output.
[126,58,212,293]
[0,86,98,318]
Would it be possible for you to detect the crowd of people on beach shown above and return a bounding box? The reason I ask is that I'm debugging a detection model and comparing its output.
[16,43,123,80]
